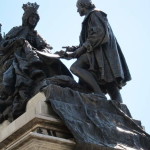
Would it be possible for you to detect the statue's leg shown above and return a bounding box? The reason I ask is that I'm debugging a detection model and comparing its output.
[70,54,105,95]
[106,82,123,103]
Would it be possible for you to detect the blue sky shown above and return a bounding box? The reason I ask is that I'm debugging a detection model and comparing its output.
[0,0,150,133]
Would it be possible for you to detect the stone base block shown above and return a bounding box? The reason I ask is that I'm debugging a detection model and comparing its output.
[5,132,75,150]
[0,93,75,150]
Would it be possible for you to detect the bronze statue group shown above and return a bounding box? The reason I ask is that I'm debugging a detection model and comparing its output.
[1,1,150,149]
[0,0,131,123]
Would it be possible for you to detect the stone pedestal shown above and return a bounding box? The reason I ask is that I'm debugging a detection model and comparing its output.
[0,91,149,150]
[0,93,75,150]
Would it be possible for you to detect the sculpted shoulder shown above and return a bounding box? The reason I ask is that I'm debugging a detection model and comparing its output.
[90,10,107,19]
[6,26,24,39]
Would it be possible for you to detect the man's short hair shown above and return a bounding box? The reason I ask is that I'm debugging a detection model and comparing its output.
[77,0,96,10]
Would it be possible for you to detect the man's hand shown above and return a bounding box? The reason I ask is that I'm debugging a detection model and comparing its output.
[55,46,86,59]
[67,47,86,58]
[62,46,79,52]
[55,50,67,58]
[67,52,77,58]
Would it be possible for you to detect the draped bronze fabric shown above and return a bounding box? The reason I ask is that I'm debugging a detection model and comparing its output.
[44,84,150,150]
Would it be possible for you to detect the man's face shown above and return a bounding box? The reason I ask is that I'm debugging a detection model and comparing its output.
[77,5,87,17]
[28,14,39,28]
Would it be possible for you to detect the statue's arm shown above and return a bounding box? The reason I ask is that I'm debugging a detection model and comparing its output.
[82,12,109,52]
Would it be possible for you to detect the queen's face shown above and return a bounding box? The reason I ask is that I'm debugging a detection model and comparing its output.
[28,14,39,28]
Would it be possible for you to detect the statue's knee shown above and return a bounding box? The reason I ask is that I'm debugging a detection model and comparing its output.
[70,65,75,73]
[70,64,78,75]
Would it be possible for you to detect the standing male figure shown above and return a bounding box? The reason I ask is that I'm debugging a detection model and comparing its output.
[67,0,131,103]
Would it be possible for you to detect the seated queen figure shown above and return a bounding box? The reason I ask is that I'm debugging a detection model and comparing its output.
[0,2,72,122]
